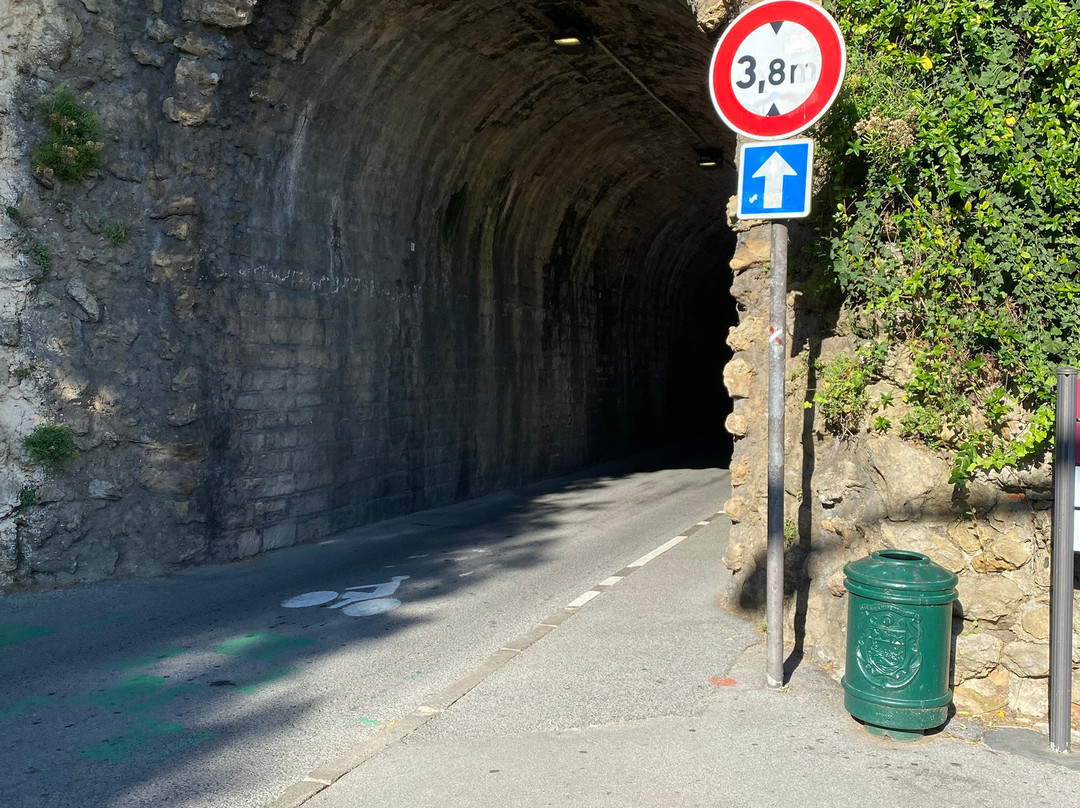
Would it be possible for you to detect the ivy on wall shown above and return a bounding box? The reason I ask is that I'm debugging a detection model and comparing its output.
[815,0,1080,482]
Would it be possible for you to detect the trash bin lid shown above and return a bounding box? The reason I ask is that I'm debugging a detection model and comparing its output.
[844,549,959,594]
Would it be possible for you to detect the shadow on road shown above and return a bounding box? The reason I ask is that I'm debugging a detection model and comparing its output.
[0,452,729,808]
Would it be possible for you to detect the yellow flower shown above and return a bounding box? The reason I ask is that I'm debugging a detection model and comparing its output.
[1005,115,1017,126]
[918,55,933,71]
[886,42,898,51]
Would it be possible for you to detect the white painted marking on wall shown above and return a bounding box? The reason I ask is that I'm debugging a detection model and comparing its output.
[567,591,601,609]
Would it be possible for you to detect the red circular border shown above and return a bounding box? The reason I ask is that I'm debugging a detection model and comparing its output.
[709,0,846,140]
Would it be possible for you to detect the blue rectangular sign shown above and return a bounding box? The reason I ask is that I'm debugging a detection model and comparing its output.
[737,139,814,220]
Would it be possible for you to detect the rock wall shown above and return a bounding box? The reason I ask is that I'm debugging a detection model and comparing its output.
[0,0,737,589]
[720,209,1073,722]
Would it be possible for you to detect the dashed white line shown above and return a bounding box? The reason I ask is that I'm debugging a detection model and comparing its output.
[268,509,724,808]
[627,534,688,568]
[567,590,602,609]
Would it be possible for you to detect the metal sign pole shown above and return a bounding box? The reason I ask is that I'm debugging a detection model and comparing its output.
[1050,366,1076,752]
[707,0,844,693]
[766,221,788,689]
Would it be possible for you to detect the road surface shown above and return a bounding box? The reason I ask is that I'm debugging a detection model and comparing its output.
[1,459,730,808]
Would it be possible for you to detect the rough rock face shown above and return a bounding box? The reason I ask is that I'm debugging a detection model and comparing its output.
[0,0,738,589]
[721,209,1068,721]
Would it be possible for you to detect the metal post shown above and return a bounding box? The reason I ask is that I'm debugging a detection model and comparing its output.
[766,221,788,689]
[1050,367,1076,752]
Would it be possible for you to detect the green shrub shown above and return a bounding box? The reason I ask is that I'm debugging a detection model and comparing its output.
[783,517,798,547]
[31,90,103,182]
[104,222,128,246]
[29,243,50,272]
[899,406,942,446]
[812,353,871,437]
[816,0,1080,480]
[5,205,20,223]
[16,487,35,510]
[23,424,79,472]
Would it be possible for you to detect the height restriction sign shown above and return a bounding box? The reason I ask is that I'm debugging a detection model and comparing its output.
[709,0,846,140]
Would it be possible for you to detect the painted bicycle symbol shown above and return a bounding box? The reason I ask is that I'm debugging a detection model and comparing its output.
[282,575,410,617]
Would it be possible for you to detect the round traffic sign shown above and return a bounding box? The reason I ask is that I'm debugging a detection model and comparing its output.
[709,0,846,140]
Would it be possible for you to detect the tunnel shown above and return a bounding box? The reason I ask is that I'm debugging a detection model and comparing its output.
[183,0,741,550]
[4,0,740,580]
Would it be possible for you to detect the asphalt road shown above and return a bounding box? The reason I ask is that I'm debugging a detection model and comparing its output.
[1,458,729,808]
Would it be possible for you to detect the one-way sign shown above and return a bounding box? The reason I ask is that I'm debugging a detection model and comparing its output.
[737,139,814,220]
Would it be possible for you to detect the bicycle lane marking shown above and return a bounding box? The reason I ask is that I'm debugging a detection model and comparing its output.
[264,510,726,808]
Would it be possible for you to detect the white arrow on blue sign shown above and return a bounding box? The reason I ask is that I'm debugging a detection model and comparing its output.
[737,138,814,220]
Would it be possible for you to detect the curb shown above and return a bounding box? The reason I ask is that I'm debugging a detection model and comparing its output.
[264,511,725,807]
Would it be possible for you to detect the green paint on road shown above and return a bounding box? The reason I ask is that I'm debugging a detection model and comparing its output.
[81,718,213,763]
[213,632,314,661]
[0,622,54,647]
[78,674,199,713]
[236,665,295,694]
[355,716,381,726]
[115,645,188,670]
[0,696,53,723]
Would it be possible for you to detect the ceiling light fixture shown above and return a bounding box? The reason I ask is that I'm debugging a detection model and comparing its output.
[551,32,592,54]
[695,148,729,170]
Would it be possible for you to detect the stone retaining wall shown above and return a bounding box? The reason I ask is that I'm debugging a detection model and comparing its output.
[720,209,1073,722]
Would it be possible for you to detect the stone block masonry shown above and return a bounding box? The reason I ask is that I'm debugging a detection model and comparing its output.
[0,0,736,588]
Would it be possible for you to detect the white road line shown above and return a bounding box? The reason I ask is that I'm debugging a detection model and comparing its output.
[565,512,722,609]
[268,509,725,808]
[627,534,687,568]
[566,590,601,609]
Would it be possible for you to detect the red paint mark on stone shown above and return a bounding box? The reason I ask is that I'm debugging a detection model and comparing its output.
[709,677,737,687]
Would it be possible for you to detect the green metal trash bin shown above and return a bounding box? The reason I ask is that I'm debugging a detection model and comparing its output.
[842,549,958,740]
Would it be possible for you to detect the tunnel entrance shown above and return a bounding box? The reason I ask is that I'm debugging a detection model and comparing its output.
[219,0,741,541]
[0,0,741,589]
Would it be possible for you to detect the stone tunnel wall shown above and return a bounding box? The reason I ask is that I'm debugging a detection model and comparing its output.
[0,0,737,588]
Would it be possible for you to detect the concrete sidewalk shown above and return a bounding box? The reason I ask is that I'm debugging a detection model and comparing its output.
[271,518,1080,808]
